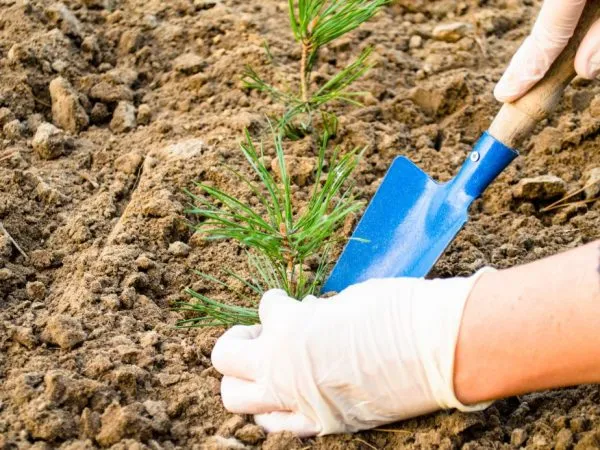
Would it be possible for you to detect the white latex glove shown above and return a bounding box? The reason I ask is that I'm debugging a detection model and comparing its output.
[211,271,493,437]
[495,0,600,102]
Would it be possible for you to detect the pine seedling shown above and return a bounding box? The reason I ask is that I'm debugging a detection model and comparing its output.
[243,0,386,136]
[176,130,363,327]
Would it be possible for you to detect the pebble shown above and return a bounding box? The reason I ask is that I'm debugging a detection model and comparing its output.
[3,119,25,139]
[511,428,528,447]
[409,35,423,49]
[110,101,136,133]
[432,22,473,42]
[174,53,205,75]
[512,175,567,201]
[584,167,600,199]
[49,77,89,133]
[90,102,111,124]
[217,415,245,437]
[32,122,69,160]
[137,104,152,125]
[168,241,190,257]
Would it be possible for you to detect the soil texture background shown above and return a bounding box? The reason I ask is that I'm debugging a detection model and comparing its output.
[0,0,599,448]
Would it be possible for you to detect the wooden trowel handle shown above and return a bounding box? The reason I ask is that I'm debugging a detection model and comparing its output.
[489,0,600,149]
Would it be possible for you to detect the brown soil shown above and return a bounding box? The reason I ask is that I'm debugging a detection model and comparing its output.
[0,0,599,449]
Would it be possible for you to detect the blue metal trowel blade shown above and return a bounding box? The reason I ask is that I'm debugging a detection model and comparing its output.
[322,132,518,294]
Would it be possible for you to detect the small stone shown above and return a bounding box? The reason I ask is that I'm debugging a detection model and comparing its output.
[90,103,111,124]
[511,428,528,447]
[135,255,155,270]
[271,155,315,187]
[118,29,143,55]
[235,424,265,444]
[137,104,152,125]
[555,429,574,450]
[32,123,68,160]
[89,81,134,103]
[583,167,600,199]
[110,101,136,133]
[432,22,473,42]
[46,2,82,38]
[26,281,47,300]
[3,119,25,139]
[202,436,246,449]
[49,77,89,133]
[114,152,143,174]
[42,315,87,349]
[409,35,423,49]
[512,175,567,201]
[168,241,190,257]
[51,59,68,73]
[143,14,159,29]
[173,53,205,75]
[140,331,160,348]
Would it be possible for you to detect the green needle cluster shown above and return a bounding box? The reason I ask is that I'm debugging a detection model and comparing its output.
[177,0,386,328]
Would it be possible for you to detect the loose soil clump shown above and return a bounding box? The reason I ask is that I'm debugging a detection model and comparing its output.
[0,0,599,449]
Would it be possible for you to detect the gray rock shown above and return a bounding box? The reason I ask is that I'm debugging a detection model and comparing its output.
[174,53,204,75]
[110,101,136,133]
[512,175,567,200]
[49,77,89,133]
[584,167,600,199]
[432,22,473,42]
[32,123,69,160]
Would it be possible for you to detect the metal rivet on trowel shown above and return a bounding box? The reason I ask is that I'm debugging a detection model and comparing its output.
[470,151,480,162]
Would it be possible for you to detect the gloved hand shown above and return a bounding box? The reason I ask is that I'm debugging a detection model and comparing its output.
[211,271,493,437]
[495,0,600,102]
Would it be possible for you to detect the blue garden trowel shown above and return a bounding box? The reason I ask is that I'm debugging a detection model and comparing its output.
[323,0,600,294]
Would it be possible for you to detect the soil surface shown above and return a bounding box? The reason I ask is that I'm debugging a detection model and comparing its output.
[1,0,599,449]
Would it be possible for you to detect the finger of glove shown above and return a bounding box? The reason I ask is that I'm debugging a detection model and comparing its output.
[254,411,321,438]
[258,288,299,328]
[575,18,600,78]
[221,376,283,414]
[212,325,261,380]
[494,0,585,102]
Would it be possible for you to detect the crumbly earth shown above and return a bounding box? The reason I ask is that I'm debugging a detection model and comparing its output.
[0,0,599,449]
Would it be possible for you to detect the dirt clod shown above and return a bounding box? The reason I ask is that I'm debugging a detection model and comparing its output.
[110,101,137,133]
[512,175,567,201]
[235,424,266,445]
[42,315,87,350]
[49,77,89,133]
[32,123,69,160]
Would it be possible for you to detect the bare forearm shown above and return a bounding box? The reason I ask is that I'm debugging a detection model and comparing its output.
[454,240,600,405]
